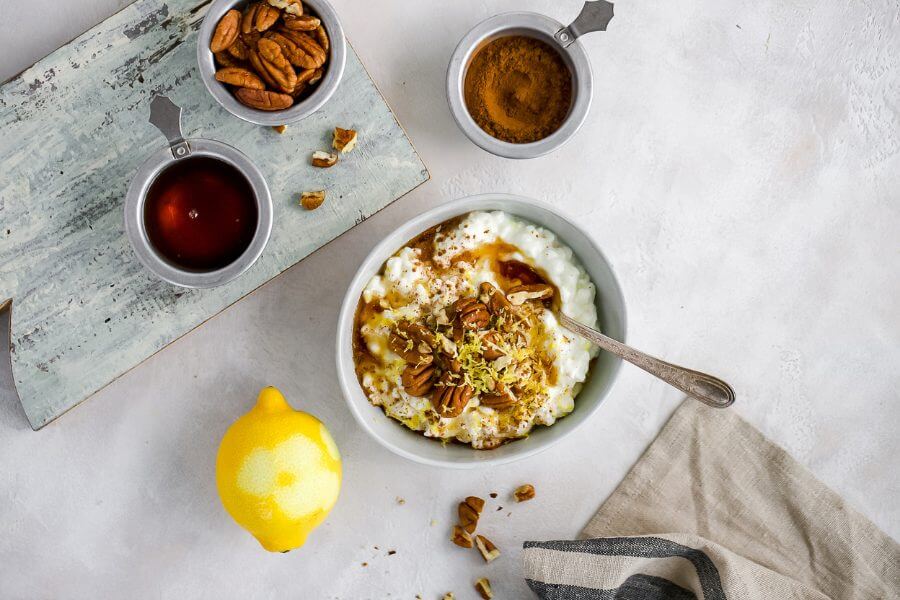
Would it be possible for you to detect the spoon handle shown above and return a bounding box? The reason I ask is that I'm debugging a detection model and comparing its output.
[558,314,735,408]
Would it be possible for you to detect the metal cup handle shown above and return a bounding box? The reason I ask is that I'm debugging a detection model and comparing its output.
[149,95,191,159]
[555,0,615,48]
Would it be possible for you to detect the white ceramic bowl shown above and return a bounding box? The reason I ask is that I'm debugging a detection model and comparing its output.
[336,194,626,468]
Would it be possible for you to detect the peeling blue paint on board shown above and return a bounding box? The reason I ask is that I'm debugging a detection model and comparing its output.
[0,0,429,429]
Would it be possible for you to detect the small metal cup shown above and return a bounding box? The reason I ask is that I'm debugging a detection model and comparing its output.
[447,2,614,159]
[124,96,273,289]
[197,0,346,126]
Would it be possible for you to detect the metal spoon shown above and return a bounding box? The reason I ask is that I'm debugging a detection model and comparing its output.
[557,313,736,408]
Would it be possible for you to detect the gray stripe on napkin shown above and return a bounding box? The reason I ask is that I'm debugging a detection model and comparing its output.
[528,575,697,600]
[524,537,723,599]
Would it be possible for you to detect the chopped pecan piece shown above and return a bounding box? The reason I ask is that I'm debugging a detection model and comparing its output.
[507,284,554,305]
[481,382,516,410]
[479,282,514,316]
[401,362,436,397]
[475,535,500,563]
[514,484,536,502]
[210,9,241,52]
[451,525,473,548]
[474,578,493,600]
[479,330,504,360]
[272,124,287,134]
[299,190,325,210]
[311,150,338,168]
[333,127,358,153]
[458,496,484,533]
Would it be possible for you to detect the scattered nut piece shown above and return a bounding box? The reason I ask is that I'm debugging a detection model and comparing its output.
[458,496,485,533]
[210,9,241,52]
[443,594,455,600]
[299,190,326,210]
[272,124,287,134]
[475,535,501,563]
[451,525,474,548]
[333,127,358,153]
[489,492,498,499]
[514,484,536,502]
[474,578,493,599]
[397,497,406,505]
[311,150,338,168]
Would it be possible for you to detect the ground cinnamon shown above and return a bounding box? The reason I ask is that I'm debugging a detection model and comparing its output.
[464,35,572,144]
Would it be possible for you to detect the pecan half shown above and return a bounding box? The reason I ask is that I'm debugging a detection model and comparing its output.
[283,14,321,30]
[275,28,327,68]
[315,25,330,52]
[452,297,490,332]
[401,362,436,397]
[226,37,250,60]
[451,525,473,548]
[507,284,554,306]
[308,68,324,85]
[458,496,484,533]
[234,88,294,110]
[388,327,433,365]
[214,51,245,69]
[480,330,504,360]
[210,9,241,53]
[257,38,298,92]
[255,3,281,32]
[299,190,325,210]
[397,321,436,348]
[267,0,303,16]
[248,48,281,89]
[432,373,473,418]
[241,3,261,35]
[214,67,265,90]
[475,535,500,563]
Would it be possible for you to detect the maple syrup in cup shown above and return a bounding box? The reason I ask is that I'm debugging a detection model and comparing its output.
[143,156,258,271]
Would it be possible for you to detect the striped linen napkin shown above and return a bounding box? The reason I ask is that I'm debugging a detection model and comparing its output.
[524,401,900,599]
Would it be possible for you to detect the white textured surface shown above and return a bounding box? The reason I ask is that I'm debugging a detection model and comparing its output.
[1,0,898,597]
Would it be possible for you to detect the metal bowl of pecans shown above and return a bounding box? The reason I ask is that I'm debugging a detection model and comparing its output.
[197,0,346,126]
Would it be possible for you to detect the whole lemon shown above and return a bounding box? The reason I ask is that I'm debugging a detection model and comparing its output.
[216,386,342,552]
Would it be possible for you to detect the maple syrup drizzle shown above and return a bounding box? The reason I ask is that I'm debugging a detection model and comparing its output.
[143,156,258,271]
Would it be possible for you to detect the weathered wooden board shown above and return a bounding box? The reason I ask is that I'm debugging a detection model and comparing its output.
[0,0,428,429]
